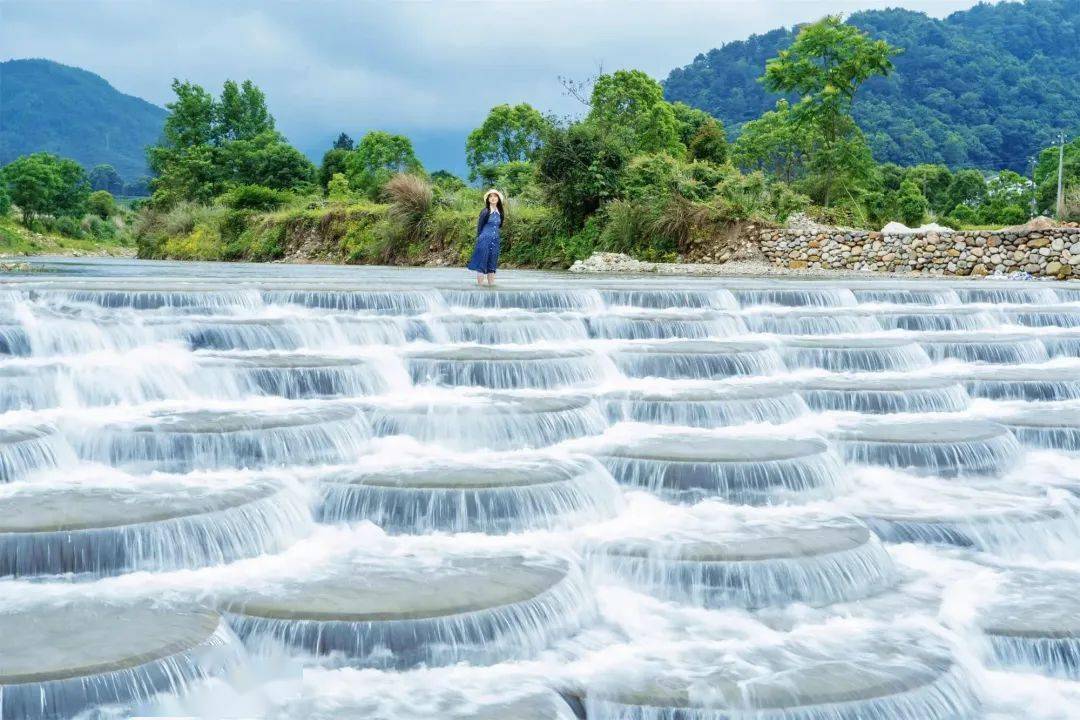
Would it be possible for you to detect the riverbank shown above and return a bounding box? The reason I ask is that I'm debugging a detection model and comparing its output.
[0,215,135,259]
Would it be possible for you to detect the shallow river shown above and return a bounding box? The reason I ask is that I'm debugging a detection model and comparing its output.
[1,258,1080,719]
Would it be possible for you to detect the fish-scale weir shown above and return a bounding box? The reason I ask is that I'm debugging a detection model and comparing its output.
[3,263,1080,718]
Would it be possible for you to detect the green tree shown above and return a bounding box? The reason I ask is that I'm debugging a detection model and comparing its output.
[466,103,552,182]
[979,170,1031,224]
[762,16,899,206]
[345,131,423,199]
[150,144,219,205]
[333,133,355,151]
[488,161,534,197]
[732,100,813,183]
[670,103,712,148]
[214,80,274,143]
[430,170,466,191]
[0,186,10,217]
[895,179,928,225]
[88,190,117,219]
[1,153,89,224]
[904,164,953,214]
[944,169,987,214]
[156,80,215,151]
[327,172,351,202]
[688,117,729,165]
[535,123,629,229]
[319,148,351,190]
[587,70,681,153]
[88,164,124,194]
[147,79,313,205]
[219,131,315,191]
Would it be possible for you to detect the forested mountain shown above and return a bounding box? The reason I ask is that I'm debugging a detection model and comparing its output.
[0,59,166,180]
[663,0,1080,172]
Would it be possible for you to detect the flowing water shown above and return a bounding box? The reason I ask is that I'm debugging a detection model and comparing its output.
[2,258,1080,719]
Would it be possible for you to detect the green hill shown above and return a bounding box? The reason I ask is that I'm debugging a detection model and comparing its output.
[0,58,166,181]
[663,0,1080,172]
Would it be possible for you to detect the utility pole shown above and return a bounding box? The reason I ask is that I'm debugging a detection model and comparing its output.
[1029,155,1038,218]
[1057,132,1066,220]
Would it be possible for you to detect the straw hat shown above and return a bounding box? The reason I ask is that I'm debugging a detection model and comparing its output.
[484,188,505,204]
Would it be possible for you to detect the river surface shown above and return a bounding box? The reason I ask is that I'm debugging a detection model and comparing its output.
[1,258,1080,719]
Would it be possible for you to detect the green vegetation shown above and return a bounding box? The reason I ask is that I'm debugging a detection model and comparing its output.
[0,152,134,256]
[466,103,552,188]
[0,59,165,185]
[127,15,1075,268]
[10,8,1074,267]
[343,131,422,200]
[664,0,1080,172]
[146,79,316,207]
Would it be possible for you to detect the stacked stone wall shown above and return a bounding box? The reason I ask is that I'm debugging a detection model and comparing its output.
[758,228,1080,278]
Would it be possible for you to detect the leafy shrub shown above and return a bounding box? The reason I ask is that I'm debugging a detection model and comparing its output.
[619,154,684,202]
[88,190,117,219]
[0,186,12,216]
[688,117,729,164]
[81,215,116,240]
[535,123,628,230]
[598,199,654,255]
[1063,187,1080,222]
[221,184,291,211]
[896,180,929,225]
[164,225,222,260]
[327,173,351,202]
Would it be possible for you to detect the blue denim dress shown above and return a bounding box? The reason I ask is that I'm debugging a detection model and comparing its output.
[467,210,501,273]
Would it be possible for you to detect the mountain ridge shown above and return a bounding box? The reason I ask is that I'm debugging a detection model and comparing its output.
[663,0,1080,171]
[0,58,167,180]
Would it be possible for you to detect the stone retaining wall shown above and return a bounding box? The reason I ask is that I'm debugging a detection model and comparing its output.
[758,227,1080,278]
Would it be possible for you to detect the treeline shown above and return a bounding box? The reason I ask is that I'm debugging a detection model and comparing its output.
[0,152,130,248]
[2,16,1077,264]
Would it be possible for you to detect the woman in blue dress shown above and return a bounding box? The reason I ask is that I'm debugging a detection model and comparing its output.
[467,188,504,286]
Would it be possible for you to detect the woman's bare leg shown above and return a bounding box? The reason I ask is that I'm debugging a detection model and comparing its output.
[486,273,496,286]
[476,273,485,286]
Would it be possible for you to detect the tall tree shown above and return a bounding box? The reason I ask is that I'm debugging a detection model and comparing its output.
[761,16,899,206]
[333,133,355,151]
[214,80,275,143]
[1,153,90,223]
[345,131,423,199]
[88,164,124,194]
[466,103,552,183]
[732,100,813,183]
[587,70,681,154]
[147,79,314,205]
[535,123,628,229]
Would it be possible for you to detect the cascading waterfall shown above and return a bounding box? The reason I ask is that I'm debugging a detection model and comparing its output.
[585,513,897,609]
[0,424,76,483]
[586,311,746,340]
[222,554,595,669]
[316,454,622,534]
[4,264,1080,719]
[0,473,313,577]
[918,331,1051,364]
[0,603,245,720]
[798,376,972,414]
[599,382,808,428]
[780,336,932,372]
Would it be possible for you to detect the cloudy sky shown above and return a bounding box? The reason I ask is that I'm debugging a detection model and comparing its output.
[2,0,985,173]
